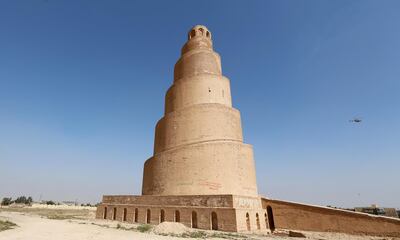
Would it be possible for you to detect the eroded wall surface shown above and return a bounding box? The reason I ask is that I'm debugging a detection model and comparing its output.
[96,194,268,232]
[262,198,400,237]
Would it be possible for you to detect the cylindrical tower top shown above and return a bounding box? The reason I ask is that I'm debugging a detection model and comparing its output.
[175,25,221,81]
[180,25,214,56]
[188,25,212,40]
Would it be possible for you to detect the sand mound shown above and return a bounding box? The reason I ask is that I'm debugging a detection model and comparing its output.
[153,222,191,235]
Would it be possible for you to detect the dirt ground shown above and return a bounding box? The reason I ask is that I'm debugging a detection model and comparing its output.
[0,206,398,240]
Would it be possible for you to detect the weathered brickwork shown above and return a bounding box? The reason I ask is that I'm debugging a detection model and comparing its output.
[97,25,264,233]
[97,195,400,235]
[96,195,267,232]
[142,25,258,197]
[262,198,400,237]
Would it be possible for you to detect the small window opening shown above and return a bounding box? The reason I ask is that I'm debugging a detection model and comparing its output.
[146,209,151,224]
[160,209,165,223]
[246,212,250,231]
[113,207,117,220]
[267,206,275,232]
[208,87,211,93]
[191,211,198,228]
[199,28,204,36]
[206,31,210,38]
[211,211,218,230]
[134,208,138,223]
[123,208,127,221]
[175,210,180,222]
[190,29,196,39]
[264,213,268,229]
[256,213,260,230]
[103,207,107,219]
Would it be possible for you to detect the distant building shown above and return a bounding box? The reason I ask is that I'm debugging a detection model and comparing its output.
[62,201,77,206]
[355,205,398,218]
[384,208,400,218]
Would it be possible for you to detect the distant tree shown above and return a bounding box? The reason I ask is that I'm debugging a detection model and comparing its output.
[15,196,27,204]
[1,197,13,206]
[14,196,33,204]
[46,200,56,205]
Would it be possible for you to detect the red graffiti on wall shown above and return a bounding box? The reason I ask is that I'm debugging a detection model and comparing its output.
[199,181,222,190]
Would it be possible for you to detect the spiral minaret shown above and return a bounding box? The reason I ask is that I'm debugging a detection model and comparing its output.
[142,25,258,196]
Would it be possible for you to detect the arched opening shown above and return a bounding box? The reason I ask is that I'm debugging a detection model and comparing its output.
[190,29,196,39]
[146,209,151,224]
[256,213,260,230]
[160,209,165,223]
[264,213,268,229]
[103,207,107,219]
[191,211,198,228]
[113,207,117,220]
[134,208,138,223]
[175,210,180,222]
[123,208,127,221]
[211,211,218,230]
[198,28,204,36]
[206,31,210,38]
[246,212,250,231]
[266,206,275,232]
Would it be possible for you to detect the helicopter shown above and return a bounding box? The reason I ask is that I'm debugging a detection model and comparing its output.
[349,117,362,123]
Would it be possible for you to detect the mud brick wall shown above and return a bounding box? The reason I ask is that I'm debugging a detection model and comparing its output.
[262,198,400,237]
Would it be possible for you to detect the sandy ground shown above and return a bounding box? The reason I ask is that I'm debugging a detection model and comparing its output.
[0,207,398,240]
[0,211,183,240]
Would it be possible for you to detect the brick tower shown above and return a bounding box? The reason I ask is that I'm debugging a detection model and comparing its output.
[142,25,258,197]
[96,25,266,232]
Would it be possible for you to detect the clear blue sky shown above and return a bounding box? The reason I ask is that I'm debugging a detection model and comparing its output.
[0,0,399,208]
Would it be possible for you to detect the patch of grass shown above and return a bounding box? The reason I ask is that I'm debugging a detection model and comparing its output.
[156,230,251,239]
[0,207,94,220]
[91,222,110,228]
[0,220,17,232]
[117,224,136,231]
[208,233,233,239]
[47,214,75,220]
[208,232,252,239]
[181,231,207,238]
[137,224,152,232]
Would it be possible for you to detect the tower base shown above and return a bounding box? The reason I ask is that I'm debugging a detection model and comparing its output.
[96,194,267,232]
[96,194,400,236]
